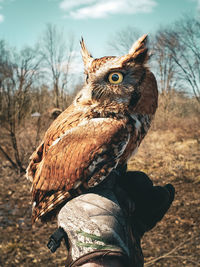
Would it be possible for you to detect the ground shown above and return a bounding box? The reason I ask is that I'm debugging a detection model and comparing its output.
[0,127,200,266]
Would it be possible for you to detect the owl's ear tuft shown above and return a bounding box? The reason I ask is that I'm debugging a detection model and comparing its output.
[121,34,148,65]
[80,37,93,70]
[129,34,148,55]
[129,34,148,64]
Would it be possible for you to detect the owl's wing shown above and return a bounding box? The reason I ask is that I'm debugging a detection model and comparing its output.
[26,103,86,182]
[31,117,130,222]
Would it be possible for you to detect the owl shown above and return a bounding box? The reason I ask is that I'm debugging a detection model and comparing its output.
[26,34,158,223]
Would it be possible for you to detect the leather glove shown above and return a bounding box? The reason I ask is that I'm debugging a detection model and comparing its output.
[117,171,175,238]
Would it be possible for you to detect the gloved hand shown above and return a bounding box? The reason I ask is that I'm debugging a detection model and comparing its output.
[117,171,175,238]
[47,171,175,267]
[56,175,143,267]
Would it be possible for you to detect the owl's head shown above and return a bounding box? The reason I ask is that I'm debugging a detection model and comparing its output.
[76,35,157,115]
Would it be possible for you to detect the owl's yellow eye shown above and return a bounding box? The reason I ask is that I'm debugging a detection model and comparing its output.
[108,72,123,84]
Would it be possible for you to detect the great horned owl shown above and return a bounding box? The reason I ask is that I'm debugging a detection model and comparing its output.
[26,34,158,223]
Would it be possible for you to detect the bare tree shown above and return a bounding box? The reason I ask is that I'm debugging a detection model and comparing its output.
[0,42,42,172]
[160,17,200,103]
[107,26,141,55]
[152,30,179,93]
[40,24,75,109]
[108,19,200,105]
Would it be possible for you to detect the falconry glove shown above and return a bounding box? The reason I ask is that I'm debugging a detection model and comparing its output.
[54,171,174,266]
[116,171,175,238]
[57,174,143,267]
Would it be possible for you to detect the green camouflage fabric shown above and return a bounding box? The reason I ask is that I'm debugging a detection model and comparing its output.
[57,175,144,267]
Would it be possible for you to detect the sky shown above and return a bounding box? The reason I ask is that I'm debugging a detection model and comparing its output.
[0,0,199,59]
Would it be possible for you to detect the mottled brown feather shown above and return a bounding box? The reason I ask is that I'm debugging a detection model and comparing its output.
[30,117,131,222]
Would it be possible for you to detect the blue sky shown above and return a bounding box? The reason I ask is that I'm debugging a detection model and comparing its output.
[0,0,199,58]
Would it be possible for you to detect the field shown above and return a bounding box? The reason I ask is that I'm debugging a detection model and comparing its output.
[0,93,200,266]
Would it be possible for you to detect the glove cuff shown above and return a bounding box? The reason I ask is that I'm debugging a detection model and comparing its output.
[68,250,129,267]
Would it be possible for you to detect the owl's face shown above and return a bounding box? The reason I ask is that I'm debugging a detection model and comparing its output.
[76,35,152,112]
[86,56,146,104]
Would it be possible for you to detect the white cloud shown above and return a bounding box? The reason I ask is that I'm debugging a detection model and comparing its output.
[0,0,3,22]
[0,14,4,22]
[59,0,95,10]
[196,0,200,9]
[190,0,200,9]
[59,0,157,19]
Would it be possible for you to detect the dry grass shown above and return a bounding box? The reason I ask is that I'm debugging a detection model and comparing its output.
[128,128,200,184]
[128,128,200,266]
[0,92,200,266]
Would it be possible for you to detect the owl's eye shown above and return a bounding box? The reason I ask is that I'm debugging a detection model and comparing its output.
[108,72,123,84]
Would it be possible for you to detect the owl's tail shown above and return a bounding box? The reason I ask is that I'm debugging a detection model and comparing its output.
[32,182,89,224]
